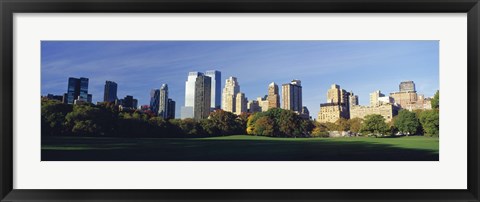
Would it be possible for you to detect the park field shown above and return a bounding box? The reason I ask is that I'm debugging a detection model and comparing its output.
[41,135,439,161]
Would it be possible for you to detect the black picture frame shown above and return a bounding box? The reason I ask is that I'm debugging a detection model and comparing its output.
[1,0,479,201]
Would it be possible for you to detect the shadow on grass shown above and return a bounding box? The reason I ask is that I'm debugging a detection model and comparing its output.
[41,136,439,161]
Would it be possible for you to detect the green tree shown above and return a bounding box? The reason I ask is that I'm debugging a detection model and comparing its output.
[419,109,439,137]
[394,110,420,135]
[253,116,275,136]
[278,110,301,137]
[65,104,115,136]
[41,99,73,136]
[348,118,363,133]
[311,122,329,137]
[360,114,390,137]
[431,90,439,109]
[335,118,350,131]
[199,119,219,136]
[208,110,239,135]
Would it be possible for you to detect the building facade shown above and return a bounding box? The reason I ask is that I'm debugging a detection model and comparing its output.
[268,82,280,109]
[317,84,351,123]
[257,96,269,112]
[205,70,221,110]
[350,104,399,122]
[390,91,418,108]
[150,89,160,115]
[66,77,89,104]
[399,81,416,92]
[235,92,247,115]
[317,103,349,123]
[103,80,118,102]
[167,98,176,119]
[281,80,302,113]
[194,75,212,120]
[222,76,240,113]
[159,84,169,118]
[369,90,385,106]
[349,91,359,107]
[247,100,261,113]
[182,72,204,119]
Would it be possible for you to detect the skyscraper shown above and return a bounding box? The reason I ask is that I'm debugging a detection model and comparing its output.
[159,84,169,118]
[167,98,176,119]
[268,82,280,109]
[66,77,89,104]
[103,81,118,102]
[222,77,240,113]
[235,92,247,115]
[194,75,211,120]
[150,89,160,115]
[181,72,203,119]
[205,70,221,110]
[281,80,302,113]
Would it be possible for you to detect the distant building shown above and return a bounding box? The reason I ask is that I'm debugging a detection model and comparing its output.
[268,82,280,109]
[167,98,176,119]
[182,72,204,119]
[103,81,118,102]
[132,99,138,109]
[45,94,63,102]
[150,89,160,115]
[390,91,418,108]
[235,92,247,115]
[122,95,135,108]
[180,106,194,119]
[300,106,310,119]
[159,84,169,118]
[205,70,221,110]
[350,104,399,122]
[327,84,350,105]
[247,100,261,113]
[317,103,349,123]
[281,80,302,113]
[194,75,211,120]
[66,77,89,104]
[317,84,351,123]
[378,96,394,105]
[399,81,416,92]
[369,90,385,107]
[349,91,359,107]
[222,77,240,113]
[257,96,269,112]
[87,94,92,103]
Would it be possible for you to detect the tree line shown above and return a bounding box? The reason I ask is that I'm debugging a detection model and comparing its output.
[42,90,439,138]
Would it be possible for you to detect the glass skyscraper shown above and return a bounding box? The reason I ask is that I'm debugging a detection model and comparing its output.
[205,70,221,109]
[181,72,203,119]
[159,84,169,118]
[150,89,160,115]
[66,77,89,104]
[103,80,118,102]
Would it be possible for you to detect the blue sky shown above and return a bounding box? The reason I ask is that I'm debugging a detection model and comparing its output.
[41,41,439,118]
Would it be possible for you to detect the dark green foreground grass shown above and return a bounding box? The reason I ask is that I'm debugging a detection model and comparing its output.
[41,135,439,161]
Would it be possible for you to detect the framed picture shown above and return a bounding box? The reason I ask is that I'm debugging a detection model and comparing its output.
[1,0,479,201]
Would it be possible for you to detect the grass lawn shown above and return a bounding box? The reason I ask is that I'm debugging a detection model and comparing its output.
[41,135,439,161]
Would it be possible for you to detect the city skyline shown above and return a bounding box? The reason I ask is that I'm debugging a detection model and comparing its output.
[41,41,439,118]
